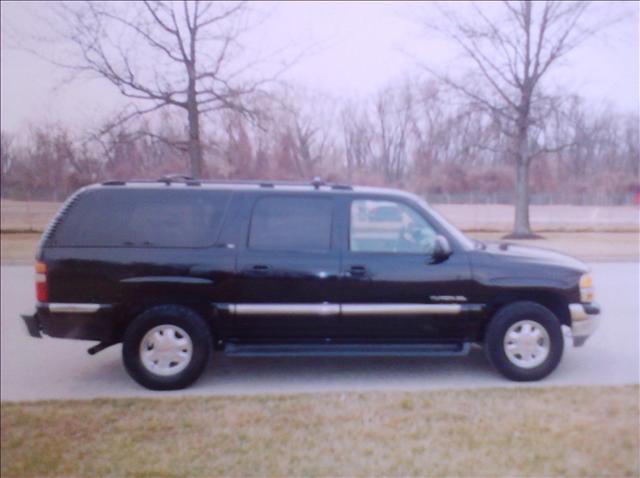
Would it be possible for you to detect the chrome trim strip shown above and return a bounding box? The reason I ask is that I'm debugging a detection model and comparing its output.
[341,304,463,315]
[234,304,340,316]
[48,303,102,314]
[227,303,471,316]
[229,303,466,316]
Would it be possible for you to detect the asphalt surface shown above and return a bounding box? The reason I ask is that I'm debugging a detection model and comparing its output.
[1,262,638,401]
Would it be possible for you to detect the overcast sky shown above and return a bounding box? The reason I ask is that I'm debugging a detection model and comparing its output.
[1,1,638,135]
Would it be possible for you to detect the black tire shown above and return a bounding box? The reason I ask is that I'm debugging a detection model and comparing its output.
[122,305,212,390]
[484,301,564,381]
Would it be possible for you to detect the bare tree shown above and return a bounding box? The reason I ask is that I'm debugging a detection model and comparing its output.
[0,132,15,197]
[421,1,611,237]
[372,85,414,183]
[287,109,331,179]
[38,1,283,177]
[341,102,374,181]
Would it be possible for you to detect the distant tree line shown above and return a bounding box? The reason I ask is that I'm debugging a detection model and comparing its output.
[1,80,638,204]
[4,0,637,239]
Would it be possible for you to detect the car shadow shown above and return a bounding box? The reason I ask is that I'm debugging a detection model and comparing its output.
[192,346,500,393]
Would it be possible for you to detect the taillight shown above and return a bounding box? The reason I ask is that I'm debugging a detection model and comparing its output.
[35,261,48,302]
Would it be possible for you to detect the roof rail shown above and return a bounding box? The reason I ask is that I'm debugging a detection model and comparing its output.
[311,176,325,189]
[157,174,198,185]
[106,176,354,190]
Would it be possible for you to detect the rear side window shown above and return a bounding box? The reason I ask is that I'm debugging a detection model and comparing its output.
[51,188,231,247]
[249,196,333,252]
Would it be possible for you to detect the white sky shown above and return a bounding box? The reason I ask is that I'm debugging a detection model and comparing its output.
[1,1,638,134]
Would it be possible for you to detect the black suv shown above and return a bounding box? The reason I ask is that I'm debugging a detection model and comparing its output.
[22,177,600,390]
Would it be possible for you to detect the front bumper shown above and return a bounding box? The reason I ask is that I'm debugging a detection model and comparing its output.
[569,302,600,347]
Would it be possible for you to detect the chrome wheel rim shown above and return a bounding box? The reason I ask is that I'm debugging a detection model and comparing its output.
[139,325,193,376]
[503,320,550,369]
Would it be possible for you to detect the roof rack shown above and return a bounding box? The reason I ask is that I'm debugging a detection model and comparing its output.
[157,174,201,186]
[104,176,353,190]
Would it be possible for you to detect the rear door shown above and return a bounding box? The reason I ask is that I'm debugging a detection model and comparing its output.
[232,193,341,339]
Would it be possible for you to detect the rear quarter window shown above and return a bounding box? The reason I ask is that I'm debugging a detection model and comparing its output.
[49,188,231,248]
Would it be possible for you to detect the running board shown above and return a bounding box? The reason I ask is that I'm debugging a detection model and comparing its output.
[224,342,471,357]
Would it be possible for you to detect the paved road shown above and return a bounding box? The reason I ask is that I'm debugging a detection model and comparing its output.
[1,263,638,401]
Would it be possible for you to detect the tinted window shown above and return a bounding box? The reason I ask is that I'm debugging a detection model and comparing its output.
[249,196,333,251]
[53,188,230,247]
[350,199,437,254]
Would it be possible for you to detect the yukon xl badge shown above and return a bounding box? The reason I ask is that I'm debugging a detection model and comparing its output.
[430,295,468,302]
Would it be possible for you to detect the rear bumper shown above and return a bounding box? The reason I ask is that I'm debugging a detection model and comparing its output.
[21,303,119,342]
[569,303,600,347]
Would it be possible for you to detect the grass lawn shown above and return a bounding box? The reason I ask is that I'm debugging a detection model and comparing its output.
[2,385,638,477]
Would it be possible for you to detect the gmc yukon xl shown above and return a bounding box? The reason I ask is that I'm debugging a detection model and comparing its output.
[21,177,600,390]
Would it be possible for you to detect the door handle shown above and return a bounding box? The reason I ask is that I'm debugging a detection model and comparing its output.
[346,265,368,278]
[247,264,272,274]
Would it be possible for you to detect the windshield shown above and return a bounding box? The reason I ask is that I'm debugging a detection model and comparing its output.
[413,197,475,251]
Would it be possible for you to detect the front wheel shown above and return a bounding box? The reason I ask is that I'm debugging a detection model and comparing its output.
[484,301,564,381]
[122,305,212,390]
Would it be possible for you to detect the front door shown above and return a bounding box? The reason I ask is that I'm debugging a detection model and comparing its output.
[233,194,341,339]
[338,196,474,341]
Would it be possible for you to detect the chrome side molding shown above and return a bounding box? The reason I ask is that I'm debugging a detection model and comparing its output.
[233,304,340,316]
[341,304,463,315]
[48,303,103,314]
[225,303,474,316]
[47,302,477,316]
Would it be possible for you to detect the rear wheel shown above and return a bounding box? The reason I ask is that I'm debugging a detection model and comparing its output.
[122,305,211,390]
[485,301,563,381]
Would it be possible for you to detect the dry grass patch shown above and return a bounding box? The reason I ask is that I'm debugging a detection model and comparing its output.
[435,203,639,233]
[0,233,40,263]
[2,200,639,234]
[469,231,639,262]
[2,231,637,264]
[0,200,61,232]
[2,385,638,477]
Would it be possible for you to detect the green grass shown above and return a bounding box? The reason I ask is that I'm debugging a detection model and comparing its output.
[2,385,638,477]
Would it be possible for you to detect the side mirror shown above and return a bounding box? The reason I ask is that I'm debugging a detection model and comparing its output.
[431,235,452,263]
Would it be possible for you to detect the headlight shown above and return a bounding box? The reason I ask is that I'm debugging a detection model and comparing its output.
[579,273,595,303]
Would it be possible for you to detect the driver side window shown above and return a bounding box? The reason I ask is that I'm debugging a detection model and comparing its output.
[350,199,437,254]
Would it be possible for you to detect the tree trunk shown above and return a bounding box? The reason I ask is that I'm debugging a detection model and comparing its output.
[186,65,202,178]
[187,99,202,177]
[513,158,532,234]
[504,89,543,240]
